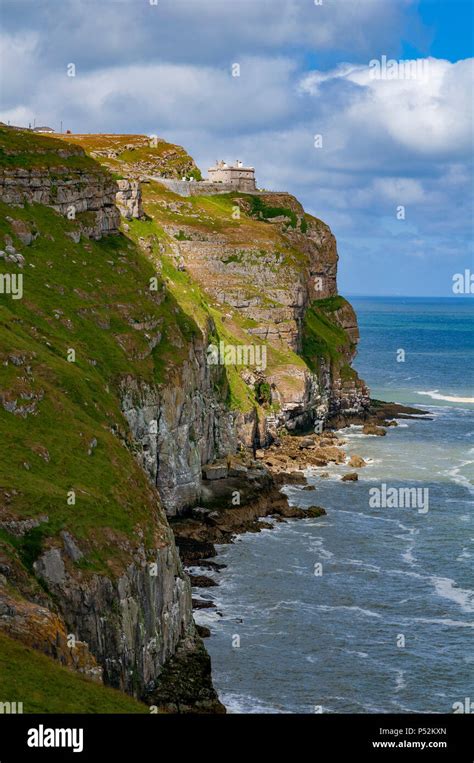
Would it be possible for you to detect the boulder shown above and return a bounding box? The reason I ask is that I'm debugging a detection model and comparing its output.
[192,599,216,610]
[362,424,386,436]
[190,507,211,520]
[341,472,358,482]
[348,454,366,468]
[306,506,327,517]
[11,219,34,246]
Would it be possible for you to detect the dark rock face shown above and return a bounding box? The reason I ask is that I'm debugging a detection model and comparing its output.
[31,536,200,698]
[120,334,259,516]
[144,639,225,714]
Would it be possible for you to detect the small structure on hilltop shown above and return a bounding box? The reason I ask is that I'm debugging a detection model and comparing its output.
[207,160,256,192]
[33,126,55,134]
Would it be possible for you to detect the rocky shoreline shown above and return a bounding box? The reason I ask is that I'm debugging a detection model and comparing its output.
[171,400,430,627]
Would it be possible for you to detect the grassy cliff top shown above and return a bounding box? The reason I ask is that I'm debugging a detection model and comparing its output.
[0,126,103,172]
[54,132,201,179]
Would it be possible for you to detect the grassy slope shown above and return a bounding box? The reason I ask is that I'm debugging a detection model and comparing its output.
[302,295,357,377]
[0,199,202,570]
[0,126,102,172]
[0,632,148,713]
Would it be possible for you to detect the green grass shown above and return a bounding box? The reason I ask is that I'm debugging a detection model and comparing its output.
[302,298,354,371]
[0,127,102,172]
[0,632,149,713]
[310,295,347,312]
[248,195,298,228]
[0,200,206,570]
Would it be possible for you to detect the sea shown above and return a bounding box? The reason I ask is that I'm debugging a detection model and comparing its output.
[193,297,474,713]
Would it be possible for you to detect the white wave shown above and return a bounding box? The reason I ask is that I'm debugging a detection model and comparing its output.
[221,692,290,714]
[402,546,416,565]
[443,460,474,495]
[316,604,382,619]
[407,617,474,629]
[339,559,382,573]
[416,389,474,404]
[344,649,369,659]
[431,576,474,613]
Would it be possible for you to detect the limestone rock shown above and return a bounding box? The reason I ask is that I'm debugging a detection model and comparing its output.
[115,179,144,220]
[0,166,120,239]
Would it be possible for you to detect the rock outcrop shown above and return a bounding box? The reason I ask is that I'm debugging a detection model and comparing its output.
[0,166,120,239]
[0,126,120,239]
[115,179,144,220]
[120,332,257,515]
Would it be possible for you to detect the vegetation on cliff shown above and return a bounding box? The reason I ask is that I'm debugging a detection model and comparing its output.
[0,127,366,712]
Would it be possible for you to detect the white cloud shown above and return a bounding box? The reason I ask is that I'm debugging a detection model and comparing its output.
[0,0,415,68]
[0,56,297,134]
[300,57,473,157]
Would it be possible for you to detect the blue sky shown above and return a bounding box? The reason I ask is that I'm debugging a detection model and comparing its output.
[1,0,472,296]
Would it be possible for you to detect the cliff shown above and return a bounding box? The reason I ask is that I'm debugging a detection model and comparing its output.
[0,126,368,712]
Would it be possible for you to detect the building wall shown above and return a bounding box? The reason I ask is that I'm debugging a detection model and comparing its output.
[208,167,256,191]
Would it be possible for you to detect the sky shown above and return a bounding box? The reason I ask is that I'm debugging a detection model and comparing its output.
[0,0,473,296]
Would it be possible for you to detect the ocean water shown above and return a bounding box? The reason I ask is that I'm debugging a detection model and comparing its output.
[194,297,474,714]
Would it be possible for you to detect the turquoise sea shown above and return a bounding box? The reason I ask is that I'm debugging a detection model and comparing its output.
[194,297,474,713]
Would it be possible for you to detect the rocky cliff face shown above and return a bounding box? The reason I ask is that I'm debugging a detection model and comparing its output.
[108,183,370,514]
[120,333,257,515]
[33,528,194,695]
[0,126,368,712]
[0,131,121,239]
[127,181,368,449]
